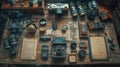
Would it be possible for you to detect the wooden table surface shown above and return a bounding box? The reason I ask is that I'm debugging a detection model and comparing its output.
[0,3,120,65]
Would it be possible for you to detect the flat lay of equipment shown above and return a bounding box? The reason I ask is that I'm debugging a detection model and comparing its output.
[0,0,120,66]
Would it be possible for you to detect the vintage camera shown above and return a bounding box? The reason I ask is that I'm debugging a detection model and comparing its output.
[87,9,98,20]
[8,11,24,34]
[47,3,69,16]
[87,0,98,20]
[8,19,24,34]
[51,37,66,59]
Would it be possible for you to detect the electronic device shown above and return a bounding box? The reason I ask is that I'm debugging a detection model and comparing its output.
[87,0,98,20]
[99,6,113,21]
[41,45,49,59]
[52,20,57,30]
[87,22,105,31]
[1,13,24,57]
[47,3,69,16]
[56,8,63,16]
[51,37,66,59]
[8,19,24,34]
[87,9,98,20]
[8,18,24,35]
[79,23,88,38]
[82,23,87,34]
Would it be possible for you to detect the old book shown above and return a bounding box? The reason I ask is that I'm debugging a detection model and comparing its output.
[21,38,37,60]
[89,37,108,60]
